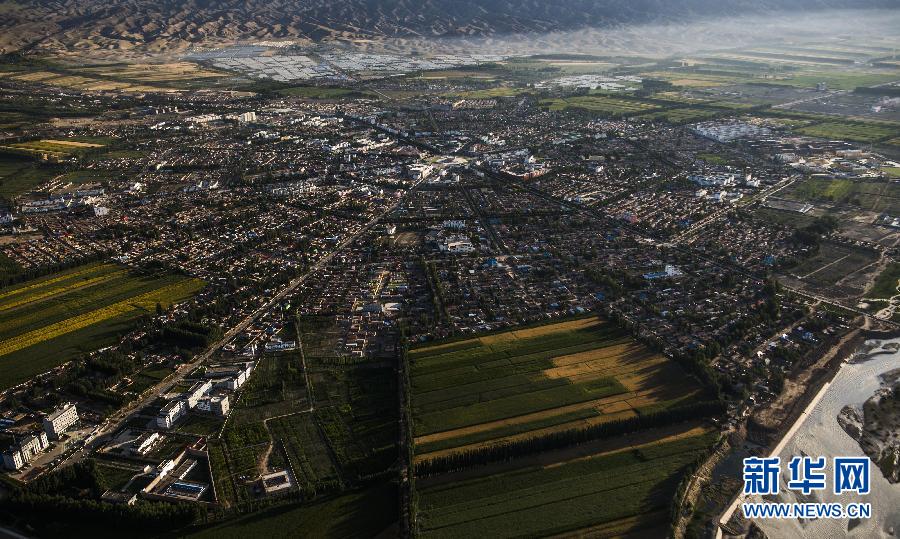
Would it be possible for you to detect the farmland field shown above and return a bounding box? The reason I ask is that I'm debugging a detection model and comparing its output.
[210,421,273,506]
[211,347,398,507]
[229,353,310,425]
[417,428,718,538]
[449,87,527,98]
[696,152,731,165]
[308,362,399,480]
[865,262,900,299]
[541,96,660,116]
[786,241,879,297]
[0,138,105,160]
[267,412,340,491]
[0,262,204,389]
[409,317,703,459]
[796,121,899,143]
[784,177,900,214]
[0,155,55,199]
[78,62,226,85]
[636,107,724,124]
[758,71,900,90]
[277,86,377,99]
[0,253,22,283]
[186,482,397,539]
[0,63,227,93]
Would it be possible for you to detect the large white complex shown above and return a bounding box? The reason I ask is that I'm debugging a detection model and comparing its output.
[206,50,508,82]
[691,121,772,143]
[211,55,339,81]
[536,74,642,91]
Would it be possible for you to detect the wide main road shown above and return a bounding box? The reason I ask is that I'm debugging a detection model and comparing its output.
[86,176,425,449]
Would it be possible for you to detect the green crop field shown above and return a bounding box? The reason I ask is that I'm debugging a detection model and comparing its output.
[174,413,224,436]
[696,152,731,165]
[211,350,398,507]
[789,177,856,203]
[276,86,377,99]
[230,353,310,425]
[185,482,397,539]
[636,107,723,124]
[125,364,176,394]
[0,263,204,389]
[268,413,340,491]
[308,364,399,480]
[0,155,55,200]
[764,71,900,90]
[865,262,900,299]
[785,177,900,214]
[409,317,703,460]
[797,121,900,143]
[541,95,660,115]
[0,138,106,160]
[210,421,276,507]
[0,253,22,283]
[417,430,718,538]
[0,112,31,130]
[449,87,527,98]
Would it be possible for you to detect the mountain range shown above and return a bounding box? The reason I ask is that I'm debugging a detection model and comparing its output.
[1,0,897,55]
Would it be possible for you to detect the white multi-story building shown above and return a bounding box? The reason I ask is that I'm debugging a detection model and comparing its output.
[156,399,187,429]
[185,380,213,408]
[43,403,78,440]
[205,361,255,391]
[264,340,297,352]
[407,163,434,180]
[196,395,230,417]
[440,236,475,254]
[156,380,214,429]
[2,431,49,470]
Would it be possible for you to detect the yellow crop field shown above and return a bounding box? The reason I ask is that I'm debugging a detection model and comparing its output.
[0,263,205,389]
[39,139,103,148]
[0,271,125,312]
[0,279,203,358]
[0,264,112,302]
